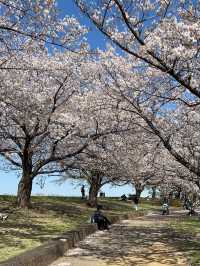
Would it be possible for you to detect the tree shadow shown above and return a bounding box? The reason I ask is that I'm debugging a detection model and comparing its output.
[0,198,92,261]
[64,214,197,265]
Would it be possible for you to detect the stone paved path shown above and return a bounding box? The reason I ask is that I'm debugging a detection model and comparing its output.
[50,212,189,266]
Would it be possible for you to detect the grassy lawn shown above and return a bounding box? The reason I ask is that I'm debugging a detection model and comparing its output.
[170,217,200,265]
[0,195,155,262]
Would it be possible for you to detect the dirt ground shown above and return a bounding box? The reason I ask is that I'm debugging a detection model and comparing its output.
[50,212,190,266]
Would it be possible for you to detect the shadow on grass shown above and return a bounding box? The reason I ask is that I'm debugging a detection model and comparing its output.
[0,196,93,262]
[0,195,161,263]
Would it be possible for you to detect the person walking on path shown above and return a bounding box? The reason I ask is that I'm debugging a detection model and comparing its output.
[133,195,139,211]
[81,185,85,199]
[162,202,169,215]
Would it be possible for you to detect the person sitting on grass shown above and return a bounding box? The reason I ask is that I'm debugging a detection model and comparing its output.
[91,205,111,230]
[120,194,127,201]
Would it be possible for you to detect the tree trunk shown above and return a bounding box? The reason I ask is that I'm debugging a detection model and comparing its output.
[17,139,33,208]
[88,173,102,207]
[169,191,173,200]
[152,186,156,199]
[135,183,143,200]
[174,188,181,199]
[88,185,99,207]
[17,173,33,208]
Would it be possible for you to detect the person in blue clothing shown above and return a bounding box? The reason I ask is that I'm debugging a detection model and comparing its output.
[91,205,111,230]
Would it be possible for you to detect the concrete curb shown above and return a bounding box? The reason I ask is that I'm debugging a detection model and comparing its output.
[0,211,146,266]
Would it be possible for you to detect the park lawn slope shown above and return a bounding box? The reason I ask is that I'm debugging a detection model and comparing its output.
[0,195,155,262]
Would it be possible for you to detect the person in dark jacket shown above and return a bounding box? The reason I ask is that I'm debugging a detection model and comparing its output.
[132,195,139,211]
[91,205,111,230]
[81,185,85,199]
[121,194,127,201]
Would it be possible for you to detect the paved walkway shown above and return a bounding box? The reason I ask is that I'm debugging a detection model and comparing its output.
[50,212,189,266]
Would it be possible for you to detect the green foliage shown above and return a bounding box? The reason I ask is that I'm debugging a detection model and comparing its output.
[171,217,200,235]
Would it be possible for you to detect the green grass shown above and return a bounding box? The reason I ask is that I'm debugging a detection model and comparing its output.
[170,217,200,265]
[170,217,200,235]
[0,195,155,262]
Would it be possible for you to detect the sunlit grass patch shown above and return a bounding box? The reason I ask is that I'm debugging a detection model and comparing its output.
[170,217,200,265]
[171,217,200,235]
[0,195,153,262]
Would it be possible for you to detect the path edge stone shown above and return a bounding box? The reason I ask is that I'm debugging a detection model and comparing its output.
[0,211,146,266]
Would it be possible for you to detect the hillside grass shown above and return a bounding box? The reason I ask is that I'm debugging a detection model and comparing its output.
[0,195,156,262]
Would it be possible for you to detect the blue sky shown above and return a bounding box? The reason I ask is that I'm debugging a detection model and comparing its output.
[0,170,143,197]
[57,0,108,50]
[0,0,149,198]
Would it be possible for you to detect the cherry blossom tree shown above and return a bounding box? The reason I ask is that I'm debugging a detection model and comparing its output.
[0,1,94,208]
[1,0,200,206]
[107,131,162,199]
[0,0,87,69]
[152,144,200,202]
[88,47,200,196]
[57,99,135,207]
[75,0,200,189]
[60,125,163,205]
[0,45,110,208]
